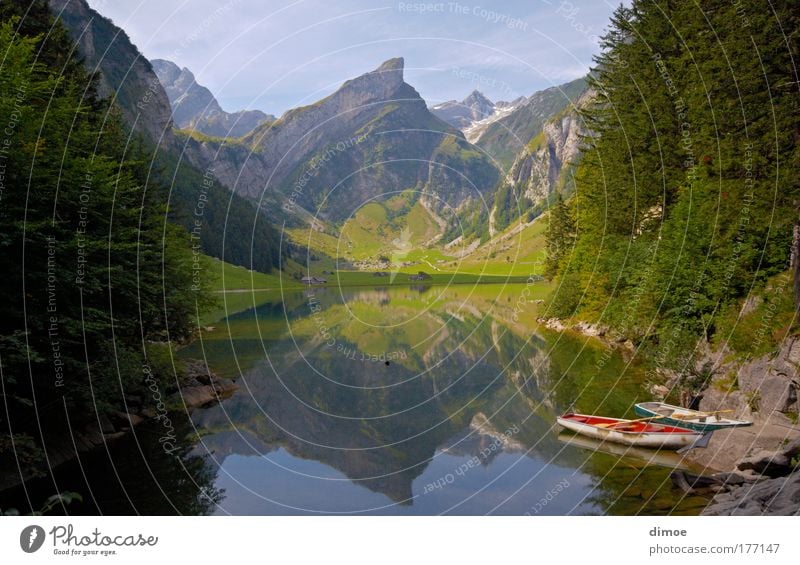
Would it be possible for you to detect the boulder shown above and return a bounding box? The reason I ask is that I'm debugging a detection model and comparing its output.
[703,470,800,515]
[195,372,214,386]
[737,449,794,477]
[649,384,670,399]
[111,411,144,427]
[213,378,238,395]
[783,438,800,460]
[98,414,115,434]
[175,385,217,409]
[787,337,800,365]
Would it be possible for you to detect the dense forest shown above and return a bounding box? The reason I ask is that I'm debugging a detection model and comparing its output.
[0,3,206,481]
[545,0,799,366]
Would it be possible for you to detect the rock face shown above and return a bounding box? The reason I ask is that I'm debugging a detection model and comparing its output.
[49,0,284,273]
[699,336,800,426]
[182,57,501,222]
[702,471,800,515]
[474,76,588,169]
[430,90,495,129]
[701,440,800,515]
[48,0,174,144]
[505,90,591,208]
[486,87,592,231]
[152,59,273,138]
[670,336,800,515]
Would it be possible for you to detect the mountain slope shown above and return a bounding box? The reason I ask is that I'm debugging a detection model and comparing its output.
[492,87,594,232]
[430,90,495,129]
[463,96,527,144]
[48,0,173,143]
[49,0,283,272]
[183,58,502,224]
[152,59,273,138]
[475,77,588,168]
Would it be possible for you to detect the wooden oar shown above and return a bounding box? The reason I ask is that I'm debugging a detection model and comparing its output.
[669,409,734,419]
[595,416,661,428]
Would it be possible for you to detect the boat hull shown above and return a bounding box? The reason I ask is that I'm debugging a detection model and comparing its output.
[557,414,702,450]
[633,402,752,432]
[557,432,696,470]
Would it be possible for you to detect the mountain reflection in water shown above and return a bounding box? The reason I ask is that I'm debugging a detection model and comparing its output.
[175,285,709,515]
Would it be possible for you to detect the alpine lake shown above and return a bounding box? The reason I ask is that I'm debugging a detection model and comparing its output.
[11,283,711,515]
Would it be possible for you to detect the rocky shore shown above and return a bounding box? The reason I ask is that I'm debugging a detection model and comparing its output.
[686,337,800,515]
[540,316,800,515]
[95,358,238,447]
[1,359,237,493]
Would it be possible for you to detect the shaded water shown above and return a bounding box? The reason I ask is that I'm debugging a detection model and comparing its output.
[2,284,710,515]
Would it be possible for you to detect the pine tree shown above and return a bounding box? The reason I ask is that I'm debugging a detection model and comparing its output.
[544,193,575,280]
[0,7,208,474]
[549,0,799,356]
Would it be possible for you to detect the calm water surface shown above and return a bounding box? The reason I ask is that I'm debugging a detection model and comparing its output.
[5,284,710,515]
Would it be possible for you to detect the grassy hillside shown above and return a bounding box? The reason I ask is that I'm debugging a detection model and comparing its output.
[282,202,548,279]
[337,194,443,260]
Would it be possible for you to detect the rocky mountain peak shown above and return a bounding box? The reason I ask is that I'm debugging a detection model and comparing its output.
[465,90,493,107]
[150,59,182,86]
[430,89,496,130]
[152,58,272,138]
[338,57,408,104]
[376,56,405,73]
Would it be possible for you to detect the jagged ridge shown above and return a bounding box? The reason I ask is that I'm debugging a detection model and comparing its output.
[152,59,273,138]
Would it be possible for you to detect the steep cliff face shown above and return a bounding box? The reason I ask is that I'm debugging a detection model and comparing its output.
[152,59,273,138]
[183,58,501,222]
[487,87,591,233]
[48,0,174,144]
[49,0,284,273]
[475,76,588,169]
[506,90,591,206]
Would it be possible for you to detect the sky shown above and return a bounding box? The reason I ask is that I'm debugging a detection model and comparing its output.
[86,0,622,117]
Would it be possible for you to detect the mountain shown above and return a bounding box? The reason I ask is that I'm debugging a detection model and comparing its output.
[48,0,174,143]
[430,90,495,129]
[463,96,527,144]
[182,58,501,224]
[474,77,588,168]
[49,0,283,273]
[491,88,593,233]
[49,0,582,252]
[152,59,274,138]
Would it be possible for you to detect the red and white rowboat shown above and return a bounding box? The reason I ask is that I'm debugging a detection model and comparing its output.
[557,413,703,450]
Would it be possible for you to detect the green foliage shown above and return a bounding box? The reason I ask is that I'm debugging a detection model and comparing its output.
[713,271,796,358]
[544,194,575,280]
[150,146,282,274]
[549,271,584,318]
[548,0,800,365]
[0,10,207,474]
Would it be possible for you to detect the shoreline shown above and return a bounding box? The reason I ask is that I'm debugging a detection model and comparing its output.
[0,359,237,498]
[541,316,800,515]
